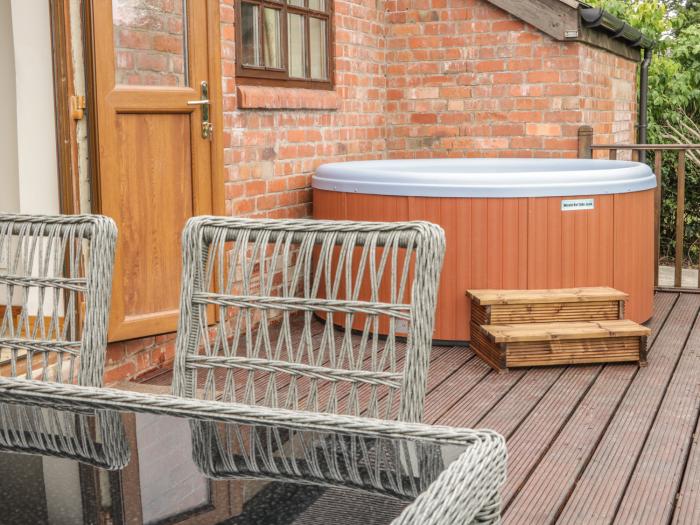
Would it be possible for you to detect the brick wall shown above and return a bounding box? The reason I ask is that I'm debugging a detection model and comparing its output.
[104,0,640,384]
[384,0,638,159]
[579,44,638,148]
[220,0,388,220]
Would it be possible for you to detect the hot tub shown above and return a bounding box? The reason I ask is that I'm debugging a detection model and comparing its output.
[312,158,657,343]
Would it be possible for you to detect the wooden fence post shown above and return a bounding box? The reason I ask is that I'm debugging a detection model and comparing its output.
[675,150,686,287]
[577,126,593,159]
[654,150,662,287]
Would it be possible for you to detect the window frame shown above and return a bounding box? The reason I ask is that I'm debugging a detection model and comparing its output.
[234,0,334,90]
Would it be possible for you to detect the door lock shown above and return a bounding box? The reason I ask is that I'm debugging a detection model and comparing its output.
[187,81,212,140]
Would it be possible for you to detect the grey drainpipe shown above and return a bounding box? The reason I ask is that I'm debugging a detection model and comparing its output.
[580,7,655,162]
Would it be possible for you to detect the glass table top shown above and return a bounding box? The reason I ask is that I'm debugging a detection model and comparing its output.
[0,396,468,525]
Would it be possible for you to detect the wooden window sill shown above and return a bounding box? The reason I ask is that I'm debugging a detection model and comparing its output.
[237,85,339,110]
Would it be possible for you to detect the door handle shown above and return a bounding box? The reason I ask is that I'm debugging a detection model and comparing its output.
[187,81,212,140]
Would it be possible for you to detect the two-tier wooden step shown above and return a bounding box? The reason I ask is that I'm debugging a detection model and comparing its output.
[468,287,628,325]
[467,287,648,371]
[472,320,650,370]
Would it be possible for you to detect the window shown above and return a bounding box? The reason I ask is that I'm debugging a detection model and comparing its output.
[236,0,332,89]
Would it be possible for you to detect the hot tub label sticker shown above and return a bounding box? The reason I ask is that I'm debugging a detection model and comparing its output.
[561,198,594,211]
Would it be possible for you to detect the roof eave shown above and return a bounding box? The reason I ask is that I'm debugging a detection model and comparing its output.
[484,0,650,61]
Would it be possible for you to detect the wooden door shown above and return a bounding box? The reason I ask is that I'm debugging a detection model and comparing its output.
[88,0,222,341]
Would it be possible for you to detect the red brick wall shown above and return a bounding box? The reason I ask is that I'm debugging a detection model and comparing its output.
[104,0,640,384]
[384,0,637,159]
[580,44,638,149]
[220,0,388,220]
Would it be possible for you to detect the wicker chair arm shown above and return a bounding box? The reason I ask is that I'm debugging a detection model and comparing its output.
[392,430,507,525]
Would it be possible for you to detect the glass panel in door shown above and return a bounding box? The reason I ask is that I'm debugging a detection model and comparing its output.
[112,0,189,86]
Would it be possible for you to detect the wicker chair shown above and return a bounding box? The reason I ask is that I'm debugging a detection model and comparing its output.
[192,419,444,499]
[189,418,505,524]
[0,399,129,469]
[172,217,445,423]
[0,213,127,468]
[0,213,117,386]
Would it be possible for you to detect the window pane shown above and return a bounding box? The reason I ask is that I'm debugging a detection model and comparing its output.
[308,0,325,11]
[112,0,188,86]
[288,0,305,7]
[241,2,261,66]
[309,18,327,80]
[263,8,282,69]
[287,13,306,78]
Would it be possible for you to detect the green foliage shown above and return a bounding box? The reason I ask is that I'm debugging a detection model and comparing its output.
[587,0,670,39]
[588,1,700,266]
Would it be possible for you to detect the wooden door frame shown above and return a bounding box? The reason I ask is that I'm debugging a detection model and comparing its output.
[49,0,81,215]
[85,0,226,216]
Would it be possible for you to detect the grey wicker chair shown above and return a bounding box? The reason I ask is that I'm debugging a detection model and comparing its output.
[0,214,127,468]
[0,400,130,469]
[0,213,117,386]
[172,217,445,423]
[189,418,505,524]
[192,419,444,498]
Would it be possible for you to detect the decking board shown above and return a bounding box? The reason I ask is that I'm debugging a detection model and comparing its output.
[639,291,680,347]
[613,302,700,524]
[500,365,602,505]
[496,292,676,517]
[503,363,635,524]
[502,293,686,524]
[556,293,697,524]
[435,369,526,428]
[422,353,492,424]
[673,414,700,524]
[476,367,567,437]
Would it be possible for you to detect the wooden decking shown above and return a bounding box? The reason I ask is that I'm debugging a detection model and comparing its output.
[139,291,700,524]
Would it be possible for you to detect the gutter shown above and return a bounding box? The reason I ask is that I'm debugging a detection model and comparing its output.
[580,7,654,48]
[580,7,655,161]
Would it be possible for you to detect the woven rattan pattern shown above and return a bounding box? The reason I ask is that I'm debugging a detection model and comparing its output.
[0,214,116,386]
[0,214,126,469]
[172,218,446,423]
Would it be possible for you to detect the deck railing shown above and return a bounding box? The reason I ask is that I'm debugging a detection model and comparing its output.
[577,125,700,288]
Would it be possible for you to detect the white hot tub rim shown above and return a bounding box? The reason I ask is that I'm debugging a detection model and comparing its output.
[312,158,656,198]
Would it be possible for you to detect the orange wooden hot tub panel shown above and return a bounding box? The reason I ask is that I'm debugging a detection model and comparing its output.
[313,188,655,342]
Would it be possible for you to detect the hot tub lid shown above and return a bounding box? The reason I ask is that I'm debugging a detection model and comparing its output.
[313,158,656,198]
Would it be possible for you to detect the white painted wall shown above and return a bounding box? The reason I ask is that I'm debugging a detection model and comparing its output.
[1,5,62,309]
[6,1,60,215]
[136,413,209,523]
[0,1,19,213]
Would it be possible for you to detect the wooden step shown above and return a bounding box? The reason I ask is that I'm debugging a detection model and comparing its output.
[467,287,627,325]
[468,287,628,305]
[471,320,650,371]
